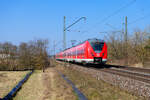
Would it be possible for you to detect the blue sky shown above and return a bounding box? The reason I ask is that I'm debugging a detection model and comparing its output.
[0,0,150,52]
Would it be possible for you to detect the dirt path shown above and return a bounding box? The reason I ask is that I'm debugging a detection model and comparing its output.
[42,68,77,100]
[42,68,56,100]
[50,71,56,100]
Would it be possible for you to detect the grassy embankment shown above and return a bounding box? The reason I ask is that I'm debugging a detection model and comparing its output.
[56,63,145,100]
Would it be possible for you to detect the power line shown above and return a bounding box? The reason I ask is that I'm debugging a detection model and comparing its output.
[105,23,118,30]
[85,0,136,35]
[97,0,136,24]
[128,13,150,25]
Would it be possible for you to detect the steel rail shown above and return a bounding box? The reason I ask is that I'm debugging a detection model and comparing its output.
[99,68,150,84]
[88,65,150,84]
[105,64,150,74]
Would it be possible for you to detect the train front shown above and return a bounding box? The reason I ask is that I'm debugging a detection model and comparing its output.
[88,39,107,64]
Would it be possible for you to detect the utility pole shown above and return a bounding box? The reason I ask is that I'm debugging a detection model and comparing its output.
[125,16,127,46]
[63,16,86,50]
[63,16,66,50]
[121,22,124,57]
[53,40,56,57]
[125,16,128,65]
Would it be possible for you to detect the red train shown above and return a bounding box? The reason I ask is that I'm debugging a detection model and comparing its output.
[56,38,107,64]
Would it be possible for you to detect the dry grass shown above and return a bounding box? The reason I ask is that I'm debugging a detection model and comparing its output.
[42,68,77,100]
[56,64,144,100]
[13,70,44,100]
[0,71,28,98]
[14,68,77,100]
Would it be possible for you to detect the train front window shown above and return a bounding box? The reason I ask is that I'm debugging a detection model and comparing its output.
[90,42,104,53]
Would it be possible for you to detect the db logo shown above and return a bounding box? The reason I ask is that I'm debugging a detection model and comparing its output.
[97,54,100,56]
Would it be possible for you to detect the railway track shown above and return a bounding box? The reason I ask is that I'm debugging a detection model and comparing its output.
[105,64,150,74]
[58,61,150,85]
[99,68,150,84]
[90,64,150,83]
[84,64,150,85]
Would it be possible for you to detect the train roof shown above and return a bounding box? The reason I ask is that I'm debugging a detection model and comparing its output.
[87,38,104,43]
[59,38,105,53]
[75,38,104,46]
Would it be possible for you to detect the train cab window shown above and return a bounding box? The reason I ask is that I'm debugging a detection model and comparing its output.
[90,41,104,53]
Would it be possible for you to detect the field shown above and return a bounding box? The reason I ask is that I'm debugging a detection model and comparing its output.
[0,63,146,100]
[0,71,28,98]
[14,68,77,100]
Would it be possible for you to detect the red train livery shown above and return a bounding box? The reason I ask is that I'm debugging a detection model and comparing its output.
[56,38,107,64]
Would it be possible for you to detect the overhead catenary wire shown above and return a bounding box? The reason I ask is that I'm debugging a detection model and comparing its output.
[128,13,150,25]
[83,0,136,35]
[93,0,136,26]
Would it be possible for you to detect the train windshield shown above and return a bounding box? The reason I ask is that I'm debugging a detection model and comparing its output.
[89,39,104,53]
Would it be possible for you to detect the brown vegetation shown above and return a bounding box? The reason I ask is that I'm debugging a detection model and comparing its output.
[0,39,50,70]
[0,71,28,98]
[107,27,150,67]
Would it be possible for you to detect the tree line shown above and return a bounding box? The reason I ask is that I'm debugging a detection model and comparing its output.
[0,39,50,70]
[106,26,150,67]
